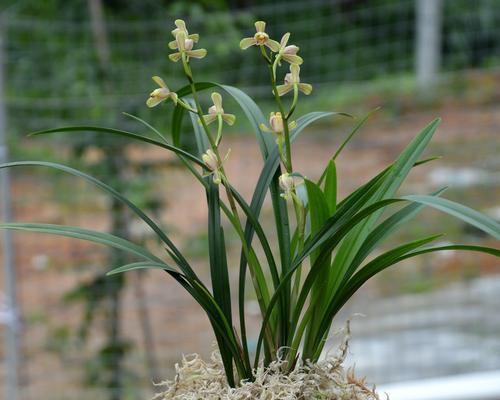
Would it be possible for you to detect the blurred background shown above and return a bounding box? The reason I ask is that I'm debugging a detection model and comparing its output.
[0,0,499,399]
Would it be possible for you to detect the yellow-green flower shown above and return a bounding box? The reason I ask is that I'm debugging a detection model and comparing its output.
[146,76,178,108]
[260,112,296,135]
[202,148,230,185]
[168,19,199,50]
[202,149,219,171]
[202,92,236,126]
[169,31,207,62]
[239,21,280,52]
[277,65,312,96]
[276,33,303,65]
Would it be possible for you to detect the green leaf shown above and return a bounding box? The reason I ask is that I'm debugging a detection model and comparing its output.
[122,112,169,143]
[0,161,199,281]
[329,118,441,295]
[402,195,500,239]
[332,108,378,161]
[0,223,163,263]
[107,261,179,275]
[207,183,232,324]
[342,188,447,282]
[29,125,205,167]
[304,179,329,261]
[323,160,337,216]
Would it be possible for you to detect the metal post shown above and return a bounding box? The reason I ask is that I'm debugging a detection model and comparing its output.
[0,15,19,400]
[416,0,443,91]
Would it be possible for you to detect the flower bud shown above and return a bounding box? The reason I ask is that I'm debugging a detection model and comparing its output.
[202,149,219,171]
[269,112,284,133]
[279,173,295,200]
[279,173,294,192]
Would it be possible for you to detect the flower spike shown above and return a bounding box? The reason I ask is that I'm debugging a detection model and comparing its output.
[277,65,312,96]
[168,19,200,49]
[146,76,178,107]
[169,31,207,62]
[240,21,280,52]
[202,92,236,126]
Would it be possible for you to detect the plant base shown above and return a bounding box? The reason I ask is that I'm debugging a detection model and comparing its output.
[153,334,380,399]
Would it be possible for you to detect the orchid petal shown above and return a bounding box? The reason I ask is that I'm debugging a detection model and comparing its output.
[283,45,299,55]
[222,113,236,126]
[186,48,207,59]
[283,54,303,65]
[255,21,266,33]
[276,84,293,97]
[203,114,217,125]
[170,92,178,104]
[211,92,223,112]
[176,31,186,51]
[240,37,256,49]
[259,123,272,133]
[280,33,290,48]
[168,52,182,62]
[168,40,178,50]
[175,19,186,32]
[146,96,164,108]
[298,83,313,95]
[265,39,280,52]
[188,33,199,43]
[290,64,300,80]
[152,76,167,88]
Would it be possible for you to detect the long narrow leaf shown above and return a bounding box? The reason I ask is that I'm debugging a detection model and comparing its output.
[0,161,199,281]
[107,261,179,275]
[0,223,163,263]
[403,195,500,239]
[29,126,205,167]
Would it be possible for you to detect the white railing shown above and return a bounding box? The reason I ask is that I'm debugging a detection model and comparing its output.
[380,371,500,400]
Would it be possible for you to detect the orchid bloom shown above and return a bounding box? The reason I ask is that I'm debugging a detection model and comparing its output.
[202,92,236,126]
[279,173,295,200]
[202,148,230,185]
[240,21,280,52]
[168,19,199,50]
[169,31,207,62]
[260,112,296,136]
[146,76,178,108]
[202,149,219,171]
[276,33,303,65]
[277,65,312,97]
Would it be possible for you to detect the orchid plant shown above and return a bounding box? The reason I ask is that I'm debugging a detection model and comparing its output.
[1,20,499,388]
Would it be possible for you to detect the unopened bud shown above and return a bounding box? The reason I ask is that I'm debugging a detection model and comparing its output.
[269,112,284,133]
[279,173,294,193]
[202,149,219,171]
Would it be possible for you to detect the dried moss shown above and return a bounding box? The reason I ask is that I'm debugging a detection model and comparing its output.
[153,326,381,400]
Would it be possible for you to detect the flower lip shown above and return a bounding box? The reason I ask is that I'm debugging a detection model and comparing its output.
[283,45,299,55]
[254,31,269,44]
[184,38,194,51]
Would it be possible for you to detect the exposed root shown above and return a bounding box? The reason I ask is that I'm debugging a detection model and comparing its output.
[153,325,380,400]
